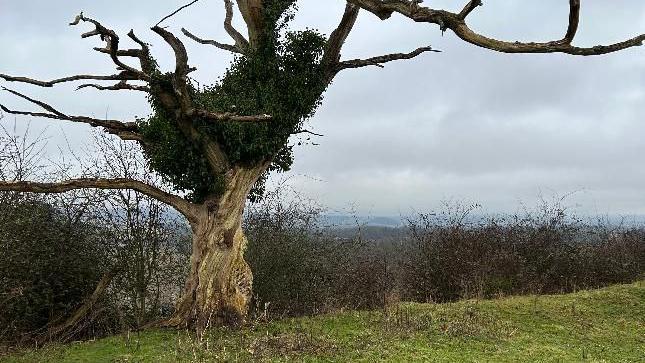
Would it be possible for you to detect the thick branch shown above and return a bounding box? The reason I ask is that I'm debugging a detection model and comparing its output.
[76,81,150,93]
[454,25,645,55]
[224,0,251,51]
[0,178,198,223]
[151,26,193,111]
[348,0,645,56]
[564,0,580,44]
[236,0,265,48]
[181,28,243,54]
[189,108,271,122]
[323,3,361,80]
[337,46,439,71]
[0,88,142,142]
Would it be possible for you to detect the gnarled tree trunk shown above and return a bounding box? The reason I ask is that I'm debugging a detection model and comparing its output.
[163,165,267,331]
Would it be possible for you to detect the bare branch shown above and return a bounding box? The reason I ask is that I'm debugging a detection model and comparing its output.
[3,88,64,116]
[1,31,153,90]
[223,0,250,51]
[70,13,149,79]
[76,82,150,93]
[459,0,483,20]
[564,0,580,44]
[0,88,142,142]
[337,46,439,71]
[0,73,138,88]
[126,30,157,74]
[348,0,645,56]
[189,109,272,122]
[292,129,324,137]
[181,28,244,54]
[151,26,195,112]
[156,0,201,27]
[151,26,192,80]
[323,3,361,80]
[0,178,198,223]
[42,267,121,343]
[93,47,142,57]
[127,30,149,50]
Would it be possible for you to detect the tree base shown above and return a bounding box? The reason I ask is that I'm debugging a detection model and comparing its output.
[164,216,254,331]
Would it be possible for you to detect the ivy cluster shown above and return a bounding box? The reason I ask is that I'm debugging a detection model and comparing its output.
[138,1,329,203]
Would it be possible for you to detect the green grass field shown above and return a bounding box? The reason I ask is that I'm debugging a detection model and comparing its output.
[3,282,643,362]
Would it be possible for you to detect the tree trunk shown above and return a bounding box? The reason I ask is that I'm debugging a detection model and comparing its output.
[163,165,266,331]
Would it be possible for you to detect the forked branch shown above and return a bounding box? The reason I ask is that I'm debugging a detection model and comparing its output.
[323,3,437,79]
[146,25,270,176]
[348,0,645,56]
[151,25,194,111]
[70,13,150,79]
[1,25,152,92]
[181,0,249,54]
[150,27,272,123]
[223,0,251,51]
[323,3,361,79]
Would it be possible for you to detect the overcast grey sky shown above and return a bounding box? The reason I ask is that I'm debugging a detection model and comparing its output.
[1,1,645,216]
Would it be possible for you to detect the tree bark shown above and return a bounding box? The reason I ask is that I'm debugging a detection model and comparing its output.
[163,165,267,331]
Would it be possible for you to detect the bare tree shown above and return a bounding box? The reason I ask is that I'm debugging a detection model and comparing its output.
[87,133,190,328]
[0,0,642,330]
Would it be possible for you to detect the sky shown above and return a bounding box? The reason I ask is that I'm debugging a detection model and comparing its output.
[1,0,645,216]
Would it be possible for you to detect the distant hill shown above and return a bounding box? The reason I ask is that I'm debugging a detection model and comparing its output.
[320,214,404,228]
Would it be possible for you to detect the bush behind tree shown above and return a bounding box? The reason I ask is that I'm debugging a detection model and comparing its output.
[0,197,109,342]
[246,193,644,315]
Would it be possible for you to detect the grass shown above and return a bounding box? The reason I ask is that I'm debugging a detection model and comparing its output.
[2,282,643,362]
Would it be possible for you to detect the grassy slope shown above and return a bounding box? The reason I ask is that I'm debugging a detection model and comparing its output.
[3,282,643,362]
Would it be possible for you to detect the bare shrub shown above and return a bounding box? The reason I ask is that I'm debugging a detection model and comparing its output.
[244,187,392,317]
[400,198,644,302]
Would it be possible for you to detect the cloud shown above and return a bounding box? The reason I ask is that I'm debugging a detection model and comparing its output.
[2,0,645,215]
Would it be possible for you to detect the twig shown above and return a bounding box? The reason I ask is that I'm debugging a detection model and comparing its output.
[156,0,201,27]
